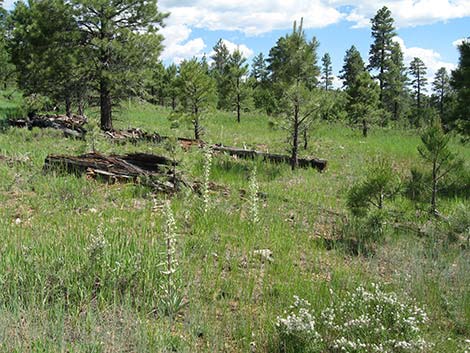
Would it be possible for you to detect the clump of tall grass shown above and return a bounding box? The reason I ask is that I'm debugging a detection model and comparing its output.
[277,283,430,353]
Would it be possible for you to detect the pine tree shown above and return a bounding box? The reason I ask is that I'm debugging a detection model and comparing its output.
[0,8,14,89]
[321,53,333,91]
[267,19,320,89]
[165,64,178,110]
[347,72,380,137]
[369,6,396,105]
[384,42,408,121]
[210,39,231,110]
[432,67,450,119]
[72,0,167,130]
[251,52,275,114]
[176,58,217,140]
[409,57,428,111]
[340,45,365,91]
[251,52,269,84]
[227,49,251,123]
[450,38,470,137]
[9,0,85,116]
[276,20,322,169]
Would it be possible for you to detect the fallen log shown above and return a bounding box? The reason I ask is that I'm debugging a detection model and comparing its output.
[211,145,328,171]
[8,114,87,139]
[44,152,181,193]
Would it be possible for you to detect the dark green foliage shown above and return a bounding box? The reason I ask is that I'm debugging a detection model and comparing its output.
[347,157,400,216]
[227,49,252,123]
[267,19,320,90]
[175,58,217,140]
[418,124,462,215]
[409,57,428,112]
[450,38,470,138]
[340,45,365,90]
[251,52,275,114]
[210,39,231,110]
[432,67,451,120]
[71,0,167,130]
[346,72,381,137]
[9,0,84,116]
[369,6,396,104]
[321,53,333,91]
[384,42,409,122]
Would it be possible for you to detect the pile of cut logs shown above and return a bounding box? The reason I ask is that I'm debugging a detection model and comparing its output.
[44,152,182,193]
[8,114,87,139]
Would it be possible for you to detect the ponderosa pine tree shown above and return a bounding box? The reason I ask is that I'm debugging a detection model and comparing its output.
[384,42,408,121]
[347,71,380,137]
[9,0,84,116]
[72,0,167,130]
[227,49,251,123]
[251,52,275,114]
[276,20,322,169]
[369,6,396,106]
[0,8,14,89]
[165,64,178,110]
[432,67,450,119]
[267,19,320,89]
[210,39,231,110]
[321,53,333,91]
[451,38,470,137]
[340,45,365,91]
[409,57,428,112]
[176,58,217,140]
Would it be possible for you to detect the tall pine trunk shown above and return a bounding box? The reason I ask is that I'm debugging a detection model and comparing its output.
[100,76,113,131]
[362,118,368,137]
[291,104,299,170]
[65,96,72,118]
[237,93,241,123]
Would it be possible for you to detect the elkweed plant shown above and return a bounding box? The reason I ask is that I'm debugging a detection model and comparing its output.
[201,145,213,214]
[158,201,186,322]
[276,283,430,352]
[248,165,260,223]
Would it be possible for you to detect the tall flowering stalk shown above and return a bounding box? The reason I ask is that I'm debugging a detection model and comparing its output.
[158,201,185,322]
[202,145,213,214]
[248,165,260,223]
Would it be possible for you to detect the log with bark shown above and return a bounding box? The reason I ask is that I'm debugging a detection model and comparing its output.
[44,152,182,193]
[211,145,328,171]
[8,114,87,139]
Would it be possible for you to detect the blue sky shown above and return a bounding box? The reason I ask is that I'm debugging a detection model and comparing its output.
[5,0,469,85]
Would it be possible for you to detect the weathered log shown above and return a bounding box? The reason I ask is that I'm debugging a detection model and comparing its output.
[8,114,87,139]
[105,129,327,171]
[211,145,328,171]
[44,152,180,193]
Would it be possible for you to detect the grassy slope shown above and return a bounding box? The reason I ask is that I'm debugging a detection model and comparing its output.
[0,101,468,352]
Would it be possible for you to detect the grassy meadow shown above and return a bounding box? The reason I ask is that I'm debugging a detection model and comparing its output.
[0,99,469,352]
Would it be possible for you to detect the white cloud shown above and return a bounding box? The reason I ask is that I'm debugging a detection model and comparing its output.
[219,39,254,59]
[393,36,456,87]
[159,1,343,36]
[334,0,470,28]
[452,37,469,47]
[159,24,206,64]
[160,0,470,34]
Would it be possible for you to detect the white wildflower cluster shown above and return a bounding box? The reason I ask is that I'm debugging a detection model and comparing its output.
[160,202,178,278]
[276,284,430,352]
[276,296,323,347]
[202,145,213,214]
[248,166,260,224]
[87,227,108,260]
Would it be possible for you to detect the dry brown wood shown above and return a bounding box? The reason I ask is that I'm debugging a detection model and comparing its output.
[211,145,328,171]
[106,129,327,171]
[8,114,87,139]
[44,152,181,193]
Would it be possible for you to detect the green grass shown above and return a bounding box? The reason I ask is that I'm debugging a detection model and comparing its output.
[0,100,469,352]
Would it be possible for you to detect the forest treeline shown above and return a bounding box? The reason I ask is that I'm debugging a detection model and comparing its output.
[0,1,468,144]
